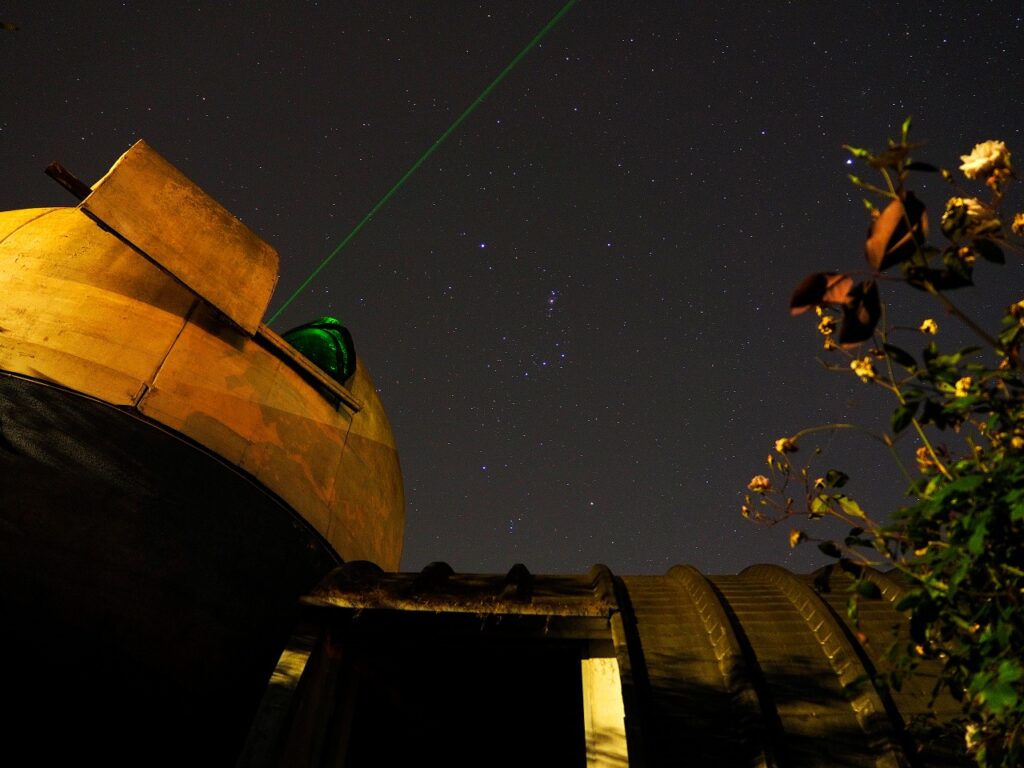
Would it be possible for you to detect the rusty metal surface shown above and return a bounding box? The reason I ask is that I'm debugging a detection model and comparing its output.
[82,139,278,335]
[0,143,405,569]
[304,561,615,617]
[0,207,196,404]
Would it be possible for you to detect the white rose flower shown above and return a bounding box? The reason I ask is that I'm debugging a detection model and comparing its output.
[959,140,1012,179]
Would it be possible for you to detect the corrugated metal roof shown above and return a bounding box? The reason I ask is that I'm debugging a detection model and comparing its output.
[242,562,969,768]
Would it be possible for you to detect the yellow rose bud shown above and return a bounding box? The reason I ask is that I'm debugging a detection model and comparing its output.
[918,318,938,335]
[850,357,875,382]
[965,723,981,751]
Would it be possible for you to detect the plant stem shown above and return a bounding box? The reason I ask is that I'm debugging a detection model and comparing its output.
[923,283,1001,349]
[791,422,921,493]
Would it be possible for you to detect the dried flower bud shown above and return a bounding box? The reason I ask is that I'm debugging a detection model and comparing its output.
[916,445,948,473]
[747,475,771,492]
[774,437,798,454]
[1013,212,1024,236]
[916,446,936,473]
[941,196,1001,240]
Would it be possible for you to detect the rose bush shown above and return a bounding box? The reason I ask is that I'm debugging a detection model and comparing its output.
[744,119,1024,767]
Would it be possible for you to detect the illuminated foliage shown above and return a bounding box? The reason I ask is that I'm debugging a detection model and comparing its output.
[744,120,1024,766]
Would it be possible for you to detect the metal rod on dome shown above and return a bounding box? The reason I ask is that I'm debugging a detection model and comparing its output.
[45,162,92,201]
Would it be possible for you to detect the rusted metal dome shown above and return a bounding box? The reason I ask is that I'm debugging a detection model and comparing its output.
[0,142,404,763]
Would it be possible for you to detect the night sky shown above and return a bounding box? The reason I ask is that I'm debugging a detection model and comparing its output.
[2,2,1023,575]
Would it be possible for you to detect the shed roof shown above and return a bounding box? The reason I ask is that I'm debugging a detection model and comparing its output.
[242,562,969,768]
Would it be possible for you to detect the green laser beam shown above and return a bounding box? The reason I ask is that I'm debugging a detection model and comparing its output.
[267,0,579,326]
